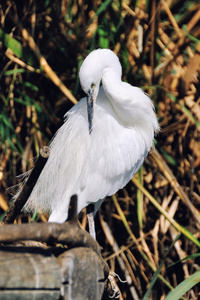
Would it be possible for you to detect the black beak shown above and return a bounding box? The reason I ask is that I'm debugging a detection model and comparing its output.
[87,84,95,134]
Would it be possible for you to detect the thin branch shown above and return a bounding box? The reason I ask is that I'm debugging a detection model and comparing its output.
[2,146,50,224]
[20,26,78,105]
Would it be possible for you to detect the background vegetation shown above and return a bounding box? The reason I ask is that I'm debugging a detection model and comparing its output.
[0,0,200,299]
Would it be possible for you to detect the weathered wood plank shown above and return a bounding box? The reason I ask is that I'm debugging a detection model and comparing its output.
[0,246,61,290]
[0,290,59,300]
[0,246,107,300]
[58,247,105,300]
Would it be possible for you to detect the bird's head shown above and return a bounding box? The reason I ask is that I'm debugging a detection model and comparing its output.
[79,49,121,134]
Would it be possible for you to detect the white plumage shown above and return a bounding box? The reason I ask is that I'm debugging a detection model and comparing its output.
[23,49,159,228]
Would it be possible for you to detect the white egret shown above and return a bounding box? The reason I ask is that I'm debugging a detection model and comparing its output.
[23,49,159,238]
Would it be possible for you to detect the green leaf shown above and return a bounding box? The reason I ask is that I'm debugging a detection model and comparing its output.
[14,89,42,113]
[0,210,8,222]
[6,137,20,153]
[182,25,200,44]
[0,115,14,130]
[166,91,200,130]
[159,146,177,166]
[0,28,38,66]
[0,93,8,105]
[143,233,184,300]
[0,124,5,141]
[95,0,112,17]
[4,69,26,76]
[0,28,23,58]
[19,81,39,92]
[88,0,112,26]
[165,269,200,300]
[99,36,109,48]
[168,252,200,268]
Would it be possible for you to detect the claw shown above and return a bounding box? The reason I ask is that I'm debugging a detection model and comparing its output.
[110,272,127,283]
[108,286,120,298]
[108,272,124,299]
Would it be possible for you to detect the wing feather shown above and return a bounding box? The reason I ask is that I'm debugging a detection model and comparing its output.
[23,86,156,222]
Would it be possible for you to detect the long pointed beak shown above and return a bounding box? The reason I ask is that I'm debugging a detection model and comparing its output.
[87,84,95,134]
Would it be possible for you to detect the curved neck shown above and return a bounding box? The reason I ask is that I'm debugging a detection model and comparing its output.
[102,69,122,102]
[102,70,158,146]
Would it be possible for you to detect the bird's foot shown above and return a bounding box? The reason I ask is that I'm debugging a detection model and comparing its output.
[107,272,126,298]
[110,272,127,283]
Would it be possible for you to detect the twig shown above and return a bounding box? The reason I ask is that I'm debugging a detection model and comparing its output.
[99,212,140,300]
[20,26,78,105]
[0,193,9,212]
[161,0,181,35]
[131,176,200,248]
[152,149,200,225]
[2,146,50,224]
[112,195,178,292]
[5,48,40,73]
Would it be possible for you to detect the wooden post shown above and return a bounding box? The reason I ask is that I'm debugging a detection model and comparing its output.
[0,246,61,300]
[0,245,106,300]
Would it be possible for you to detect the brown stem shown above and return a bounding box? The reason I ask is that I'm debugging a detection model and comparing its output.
[2,146,50,224]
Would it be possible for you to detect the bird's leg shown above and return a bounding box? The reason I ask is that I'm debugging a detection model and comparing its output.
[87,200,104,239]
[87,211,96,240]
[87,203,97,239]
